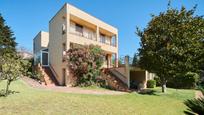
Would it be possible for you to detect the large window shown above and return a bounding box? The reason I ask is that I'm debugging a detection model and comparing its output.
[62,24,66,35]
[42,52,48,66]
[62,43,66,51]
[111,35,116,46]
[75,24,83,34]
[33,42,35,52]
[100,34,106,43]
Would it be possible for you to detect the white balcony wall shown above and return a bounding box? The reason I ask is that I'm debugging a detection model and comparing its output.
[69,21,96,41]
[100,35,111,45]
[105,36,111,45]
[70,21,75,34]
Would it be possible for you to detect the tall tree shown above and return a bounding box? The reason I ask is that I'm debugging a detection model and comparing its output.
[132,53,139,66]
[0,14,22,96]
[136,3,204,92]
[0,14,17,56]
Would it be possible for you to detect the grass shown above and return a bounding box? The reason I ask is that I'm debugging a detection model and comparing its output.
[80,85,110,91]
[0,80,195,115]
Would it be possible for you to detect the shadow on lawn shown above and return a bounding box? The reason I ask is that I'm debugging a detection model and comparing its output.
[138,89,158,96]
[0,89,20,97]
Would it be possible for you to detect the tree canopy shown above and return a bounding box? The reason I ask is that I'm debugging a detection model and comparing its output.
[136,4,204,92]
[132,53,139,66]
[0,14,22,96]
[0,14,17,56]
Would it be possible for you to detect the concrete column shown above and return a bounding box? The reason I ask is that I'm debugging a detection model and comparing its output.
[107,54,111,68]
[96,26,100,42]
[109,54,112,68]
[115,53,118,67]
[144,71,148,88]
[116,34,118,47]
[125,56,130,88]
[116,34,119,67]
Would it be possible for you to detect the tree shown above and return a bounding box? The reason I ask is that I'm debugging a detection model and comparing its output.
[0,14,17,56]
[66,45,104,86]
[136,3,204,92]
[132,53,139,66]
[0,54,23,96]
[0,13,22,96]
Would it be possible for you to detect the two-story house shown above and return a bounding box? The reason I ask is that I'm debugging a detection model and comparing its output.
[33,3,118,86]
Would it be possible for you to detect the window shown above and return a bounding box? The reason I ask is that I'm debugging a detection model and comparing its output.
[75,24,83,34]
[70,43,73,49]
[111,54,117,67]
[33,42,35,52]
[111,35,116,46]
[62,24,66,35]
[42,52,48,66]
[62,43,66,62]
[62,43,66,51]
[100,34,106,43]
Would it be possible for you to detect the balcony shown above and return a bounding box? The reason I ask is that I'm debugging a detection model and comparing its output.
[69,21,117,47]
[69,22,97,41]
[100,34,117,47]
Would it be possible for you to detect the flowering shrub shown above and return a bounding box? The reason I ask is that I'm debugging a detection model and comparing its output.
[66,45,104,86]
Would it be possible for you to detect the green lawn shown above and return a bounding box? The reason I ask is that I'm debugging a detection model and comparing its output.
[0,80,195,115]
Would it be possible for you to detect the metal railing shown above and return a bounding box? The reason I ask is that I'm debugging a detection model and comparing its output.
[99,36,116,47]
[69,26,116,47]
[69,25,97,41]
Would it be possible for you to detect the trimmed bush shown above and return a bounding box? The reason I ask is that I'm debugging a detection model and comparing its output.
[147,80,156,88]
[167,72,199,89]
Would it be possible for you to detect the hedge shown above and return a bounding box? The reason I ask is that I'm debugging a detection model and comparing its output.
[147,80,156,88]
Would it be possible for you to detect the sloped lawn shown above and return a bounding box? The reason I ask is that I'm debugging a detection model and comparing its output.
[0,80,195,115]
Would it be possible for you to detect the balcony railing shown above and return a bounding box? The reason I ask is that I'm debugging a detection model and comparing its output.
[69,25,116,47]
[69,25,97,41]
[100,36,116,47]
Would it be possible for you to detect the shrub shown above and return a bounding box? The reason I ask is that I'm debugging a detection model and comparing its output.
[184,98,204,115]
[20,58,32,76]
[167,72,199,89]
[29,71,43,81]
[67,45,104,87]
[147,80,156,88]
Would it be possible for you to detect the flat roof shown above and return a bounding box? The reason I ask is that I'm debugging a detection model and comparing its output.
[49,3,118,32]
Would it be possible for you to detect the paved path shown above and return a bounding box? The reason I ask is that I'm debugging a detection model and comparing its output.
[22,77,126,95]
[195,90,204,99]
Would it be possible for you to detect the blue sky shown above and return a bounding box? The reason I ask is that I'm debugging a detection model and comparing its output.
[0,0,203,57]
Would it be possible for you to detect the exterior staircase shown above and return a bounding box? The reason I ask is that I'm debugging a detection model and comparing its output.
[102,68,129,91]
[42,66,59,86]
[34,64,59,86]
